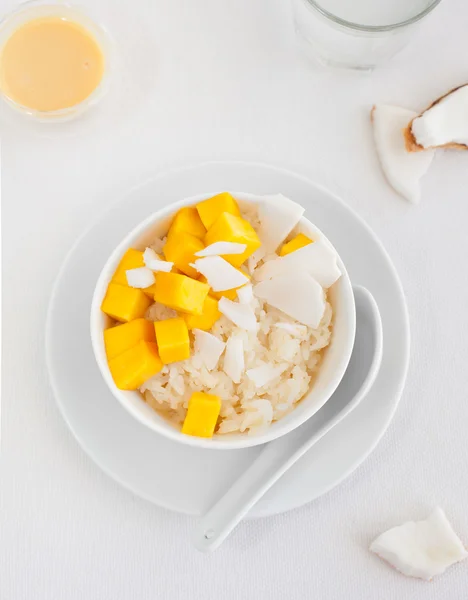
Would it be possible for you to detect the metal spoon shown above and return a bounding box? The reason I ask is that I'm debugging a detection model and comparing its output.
[193,285,383,552]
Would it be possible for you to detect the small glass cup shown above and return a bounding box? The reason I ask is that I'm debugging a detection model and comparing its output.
[0,0,113,122]
[292,0,442,71]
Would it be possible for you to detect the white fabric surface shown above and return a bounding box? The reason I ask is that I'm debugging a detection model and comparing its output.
[2,0,468,597]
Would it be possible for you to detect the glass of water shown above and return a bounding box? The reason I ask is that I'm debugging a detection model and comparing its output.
[292,0,442,70]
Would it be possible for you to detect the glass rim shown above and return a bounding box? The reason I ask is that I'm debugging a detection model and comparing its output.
[303,0,443,32]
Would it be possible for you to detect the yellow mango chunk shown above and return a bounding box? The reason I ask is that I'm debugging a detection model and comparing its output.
[154,317,190,364]
[182,392,221,438]
[163,231,204,278]
[204,213,261,267]
[184,295,221,331]
[168,207,206,239]
[111,248,144,286]
[154,272,210,315]
[108,340,163,390]
[111,248,159,298]
[196,192,241,230]
[104,318,155,360]
[279,233,313,257]
[101,283,152,323]
[211,288,238,301]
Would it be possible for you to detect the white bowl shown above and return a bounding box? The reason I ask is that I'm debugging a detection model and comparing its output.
[90,192,356,449]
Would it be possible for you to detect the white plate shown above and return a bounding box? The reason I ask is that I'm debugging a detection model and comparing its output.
[46,162,409,518]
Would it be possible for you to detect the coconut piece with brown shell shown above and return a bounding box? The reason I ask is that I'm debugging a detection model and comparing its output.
[404,84,468,152]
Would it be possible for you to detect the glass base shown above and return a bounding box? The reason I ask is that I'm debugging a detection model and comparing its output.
[295,25,375,72]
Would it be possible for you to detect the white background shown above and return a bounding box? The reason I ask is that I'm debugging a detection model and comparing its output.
[2,0,468,598]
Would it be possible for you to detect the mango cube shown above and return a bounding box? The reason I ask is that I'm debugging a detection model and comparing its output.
[111,248,158,298]
[154,317,190,364]
[184,295,221,331]
[279,233,313,257]
[104,318,155,360]
[112,248,144,286]
[163,232,204,278]
[101,283,152,323]
[182,392,222,438]
[204,213,261,267]
[108,340,163,390]
[153,272,210,315]
[196,192,241,230]
[211,287,238,301]
[168,207,206,239]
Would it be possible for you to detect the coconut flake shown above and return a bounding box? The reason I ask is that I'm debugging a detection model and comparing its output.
[237,283,254,304]
[247,247,266,272]
[143,247,173,272]
[126,267,155,288]
[195,242,247,257]
[218,297,257,332]
[372,105,434,204]
[274,322,308,336]
[254,239,341,288]
[370,508,468,581]
[256,194,304,255]
[149,260,173,273]
[254,272,325,328]
[190,256,249,291]
[193,329,225,371]
[143,247,159,266]
[223,335,244,383]
[246,363,288,388]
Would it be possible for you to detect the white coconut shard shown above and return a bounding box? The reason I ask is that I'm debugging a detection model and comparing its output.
[195,242,247,257]
[247,249,265,273]
[256,194,305,255]
[255,271,325,328]
[143,247,173,272]
[246,363,288,388]
[237,283,254,304]
[223,335,245,383]
[254,240,340,289]
[143,247,159,265]
[411,85,468,149]
[370,507,468,581]
[143,248,174,273]
[218,297,257,332]
[190,256,249,291]
[125,267,155,289]
[274,322,308,336]
[193,329,226,371]
[149,259,173,273]
[372,105,435,204]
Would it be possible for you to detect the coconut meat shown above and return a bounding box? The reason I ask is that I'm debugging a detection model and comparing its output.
[411,85,468,148]
[254,271,325,328]
[372,105,434,204]
[370,507,468,581]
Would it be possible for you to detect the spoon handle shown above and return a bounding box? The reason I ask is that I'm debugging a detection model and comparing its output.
[192,286,382,553]
[192,414,340,552]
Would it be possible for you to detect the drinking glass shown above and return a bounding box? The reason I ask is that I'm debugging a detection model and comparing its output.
[292,0,442,70]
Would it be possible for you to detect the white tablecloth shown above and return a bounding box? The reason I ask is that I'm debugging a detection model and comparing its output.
[2,0,468,597]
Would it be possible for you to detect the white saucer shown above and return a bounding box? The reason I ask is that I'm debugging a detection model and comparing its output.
[46,162,409,518]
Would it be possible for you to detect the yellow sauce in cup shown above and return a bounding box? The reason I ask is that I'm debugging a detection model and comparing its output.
[0,16,105,112]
